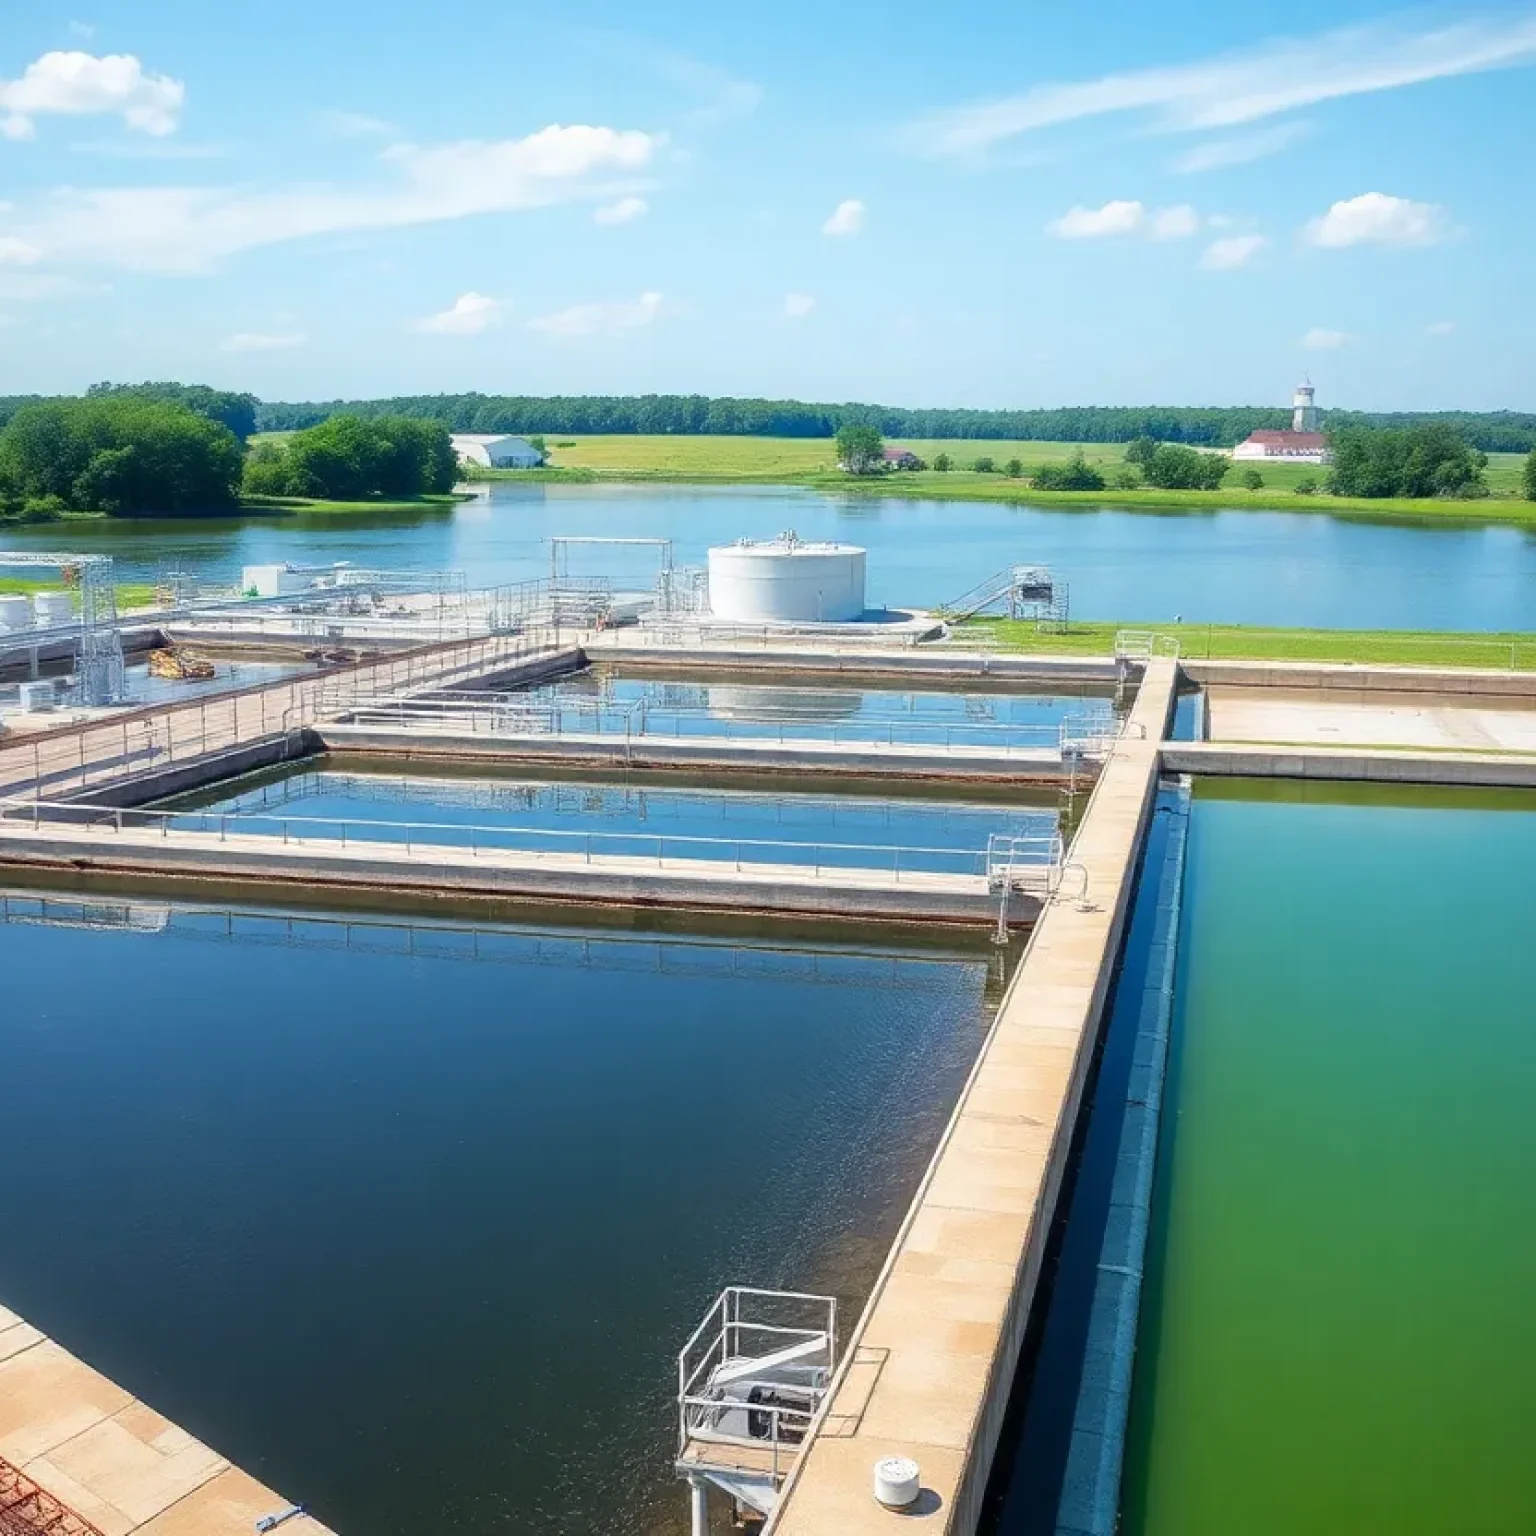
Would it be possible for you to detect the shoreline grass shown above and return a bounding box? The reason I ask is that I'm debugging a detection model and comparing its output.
[967,617,1536,670]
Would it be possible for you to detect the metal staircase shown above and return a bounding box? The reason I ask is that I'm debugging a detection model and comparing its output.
[940,565,1069,629]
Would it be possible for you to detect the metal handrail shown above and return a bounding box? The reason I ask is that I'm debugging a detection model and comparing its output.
[0,796,1003,880]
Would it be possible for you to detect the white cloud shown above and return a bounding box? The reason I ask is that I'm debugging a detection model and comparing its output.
[0,237,42,265]
[322,110,397,138]
[8,123,661,273]
[221,331,306,352]
[1047,200,1145,238]
[821,198,865,236]
[1303,191,1448,248]
[1150,204,1199,240]
[907,13,1536,156]
[1303,327,1353,349]
[784,292,815,317]
[1199,233,1268,270]
[1171,120,1314,173]
[1427,319,1457,336]
[414,291,504,335]
[594,195,648,225]
[0,52,185,139]
[528,290,664,338]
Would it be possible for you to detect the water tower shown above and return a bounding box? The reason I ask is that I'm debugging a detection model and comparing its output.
[1292,380,1319,432]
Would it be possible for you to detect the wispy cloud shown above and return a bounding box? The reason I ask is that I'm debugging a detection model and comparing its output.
[1427,319,1457,335]
[1048,200,1145,239]
[1150,204,1199,239]
[1303,191,1448,248]
[651,49,763,125]
[1199,233,1268,269]
[822,199,866,236]
[1303,326,1353,349]
[906,12,1536,156]
[528,290,665,338]
[1171,119,1314,173]
[221,331,306,352]
[1047,200,1202,241]
[0,51,185,140]
[784,292,815,318]
[0,237,42,265]
[413,292,504,335]
[9,124,660,273]
[69,21,96,40]
[594,195,648,225]
[69,137,229,160]
[322,110,398,138]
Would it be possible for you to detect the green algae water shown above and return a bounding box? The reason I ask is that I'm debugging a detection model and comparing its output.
[1122,780,1536,1536]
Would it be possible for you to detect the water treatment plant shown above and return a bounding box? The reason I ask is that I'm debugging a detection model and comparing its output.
[2,527,1534,1536]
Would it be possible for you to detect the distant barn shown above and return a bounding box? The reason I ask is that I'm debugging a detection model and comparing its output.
[881,446,923,470]
[450,433,544,469]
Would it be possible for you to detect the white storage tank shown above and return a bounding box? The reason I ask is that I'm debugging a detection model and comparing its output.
[33,590,74,626]
[707,532,867,624]
[0,595,31,632]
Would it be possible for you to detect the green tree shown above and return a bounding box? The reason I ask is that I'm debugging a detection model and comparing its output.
[1032,452,1106,491]
[1328,424,1486,498]
[1143,444,1230,491]
[971,456,996,473]
[1004,458,1023,477]
[270,414,457,499]
[527,434,548,462]
[835,423,884,474]
[1125,436,1159,468]
[0,397,242,514]
[1240,468,1264,490]
[1295,476,1319,495]
[1524,450,1536,501]
[932,452,952,472]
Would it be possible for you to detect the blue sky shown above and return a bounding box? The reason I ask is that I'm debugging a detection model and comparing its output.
[1,0,1533,410]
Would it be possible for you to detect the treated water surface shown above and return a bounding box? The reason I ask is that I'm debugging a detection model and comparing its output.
[158,761,1057,874]
[0,888,1003,1536]
[3,482,1534,629]
[1122,781,1536,1536]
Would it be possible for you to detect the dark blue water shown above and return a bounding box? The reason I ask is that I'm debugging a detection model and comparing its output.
[0,888,1002,1536]
[4,483,1534,630]
[158,764,1056,875]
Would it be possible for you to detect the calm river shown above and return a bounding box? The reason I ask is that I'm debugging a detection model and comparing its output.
[7,483,1536,630]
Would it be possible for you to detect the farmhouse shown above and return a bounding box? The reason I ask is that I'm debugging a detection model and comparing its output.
[881,446,923,470]
[1233,381,1332,465]
[450,433,544,469]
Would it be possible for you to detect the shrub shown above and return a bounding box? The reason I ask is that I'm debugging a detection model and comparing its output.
[1295,476,1318,495]
[932,452,952,472]
[1142,444,1230,491]
[1240,468,1264,490]
[971,456,996,473]
[1004,458,1023,478]
[1032,452,1106,492]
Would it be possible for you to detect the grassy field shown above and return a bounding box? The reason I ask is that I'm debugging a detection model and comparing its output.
[239,493,465,516]
[500,435,1532,522]
[0,576,157,608]
[968,617,1536,670]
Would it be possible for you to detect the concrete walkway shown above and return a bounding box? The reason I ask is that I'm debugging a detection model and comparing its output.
[765,659,1177,1536]
[318,720,1078,784]
[0,817,1025,923]
[0,1302,330,1536]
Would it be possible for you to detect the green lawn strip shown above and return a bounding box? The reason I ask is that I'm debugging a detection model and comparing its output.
[0,576,157,608]
[237,493,469,515]
[968,618,1536,670]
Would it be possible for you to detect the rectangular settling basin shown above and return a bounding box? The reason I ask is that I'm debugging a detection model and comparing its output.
[1121,779,1536,1536]
[0,884,1009,1536]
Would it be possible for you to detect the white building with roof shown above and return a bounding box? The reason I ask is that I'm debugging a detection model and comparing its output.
[1233,382,1332,465]
[450,434,544,469]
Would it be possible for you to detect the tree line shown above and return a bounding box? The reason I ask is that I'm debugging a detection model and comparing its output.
[250,392,1536,454]
[0,397,454,517]
[3,385,1533,452]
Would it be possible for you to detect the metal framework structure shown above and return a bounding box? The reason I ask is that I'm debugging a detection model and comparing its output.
[676,1287,837,1534]
[546,536,709,619]
[941,564,1070,629]
[0,551,125,705]
[0,1456,106,1536]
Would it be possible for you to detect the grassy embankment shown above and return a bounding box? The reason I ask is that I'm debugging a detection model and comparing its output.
[442,433,1536,524]
[0,576,157,608]
[964,616,1536,670]
[238,493,465,516]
